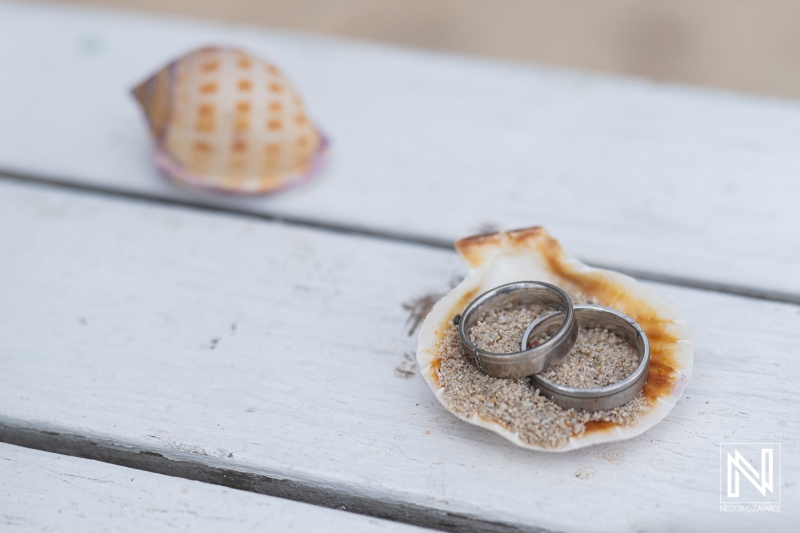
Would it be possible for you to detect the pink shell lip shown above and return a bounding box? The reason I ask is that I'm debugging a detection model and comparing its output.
[153,132,330,196]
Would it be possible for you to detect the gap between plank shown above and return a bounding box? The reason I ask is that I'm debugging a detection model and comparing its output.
[0,420,556,533]
[2,169,798,306]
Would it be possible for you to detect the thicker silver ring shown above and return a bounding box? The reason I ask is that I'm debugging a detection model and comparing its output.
[523,304,650,412]
[458,281,578,378]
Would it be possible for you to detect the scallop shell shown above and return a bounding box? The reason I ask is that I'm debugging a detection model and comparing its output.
[416,227,694,452]
[132,46,327,194]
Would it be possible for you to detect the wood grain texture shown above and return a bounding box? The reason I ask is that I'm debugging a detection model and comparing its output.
[1,1,800,298]
[0,443,428,532]
[0,179,797,532]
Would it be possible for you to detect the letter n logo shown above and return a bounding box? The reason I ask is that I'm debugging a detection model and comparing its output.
[720,443,781,503]
[727,448,773,497]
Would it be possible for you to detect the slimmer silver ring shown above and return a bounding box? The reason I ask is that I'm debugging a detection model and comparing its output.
[522,304,650,412]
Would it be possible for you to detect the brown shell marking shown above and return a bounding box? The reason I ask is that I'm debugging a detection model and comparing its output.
[583,420,616,434]
[455,226,683,437]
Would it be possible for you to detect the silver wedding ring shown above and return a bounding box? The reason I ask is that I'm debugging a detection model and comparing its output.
[522,304,650,412]
[458,281,578,378]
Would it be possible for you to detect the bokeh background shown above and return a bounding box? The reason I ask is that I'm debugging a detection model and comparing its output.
[62,0,800,100]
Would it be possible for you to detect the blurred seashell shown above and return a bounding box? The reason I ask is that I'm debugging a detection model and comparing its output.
[132,46,328,194]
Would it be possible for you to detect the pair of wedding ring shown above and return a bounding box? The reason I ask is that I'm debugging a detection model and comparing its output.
[458,281,649,412]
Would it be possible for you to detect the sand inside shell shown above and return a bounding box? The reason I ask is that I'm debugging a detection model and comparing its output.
[438,304,648,449]
[469,306,642,389]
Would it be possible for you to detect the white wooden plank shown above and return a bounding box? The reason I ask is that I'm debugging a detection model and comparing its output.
[0,178,797,532]
[0,443,428,533]
[1,2,799,299]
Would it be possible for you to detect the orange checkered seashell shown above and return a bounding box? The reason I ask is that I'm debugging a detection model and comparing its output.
[132,47,328,194]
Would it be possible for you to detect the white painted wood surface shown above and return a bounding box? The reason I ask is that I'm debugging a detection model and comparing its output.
[1,1,800,297]
[0,179,796,532]
[0,443,427,532]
